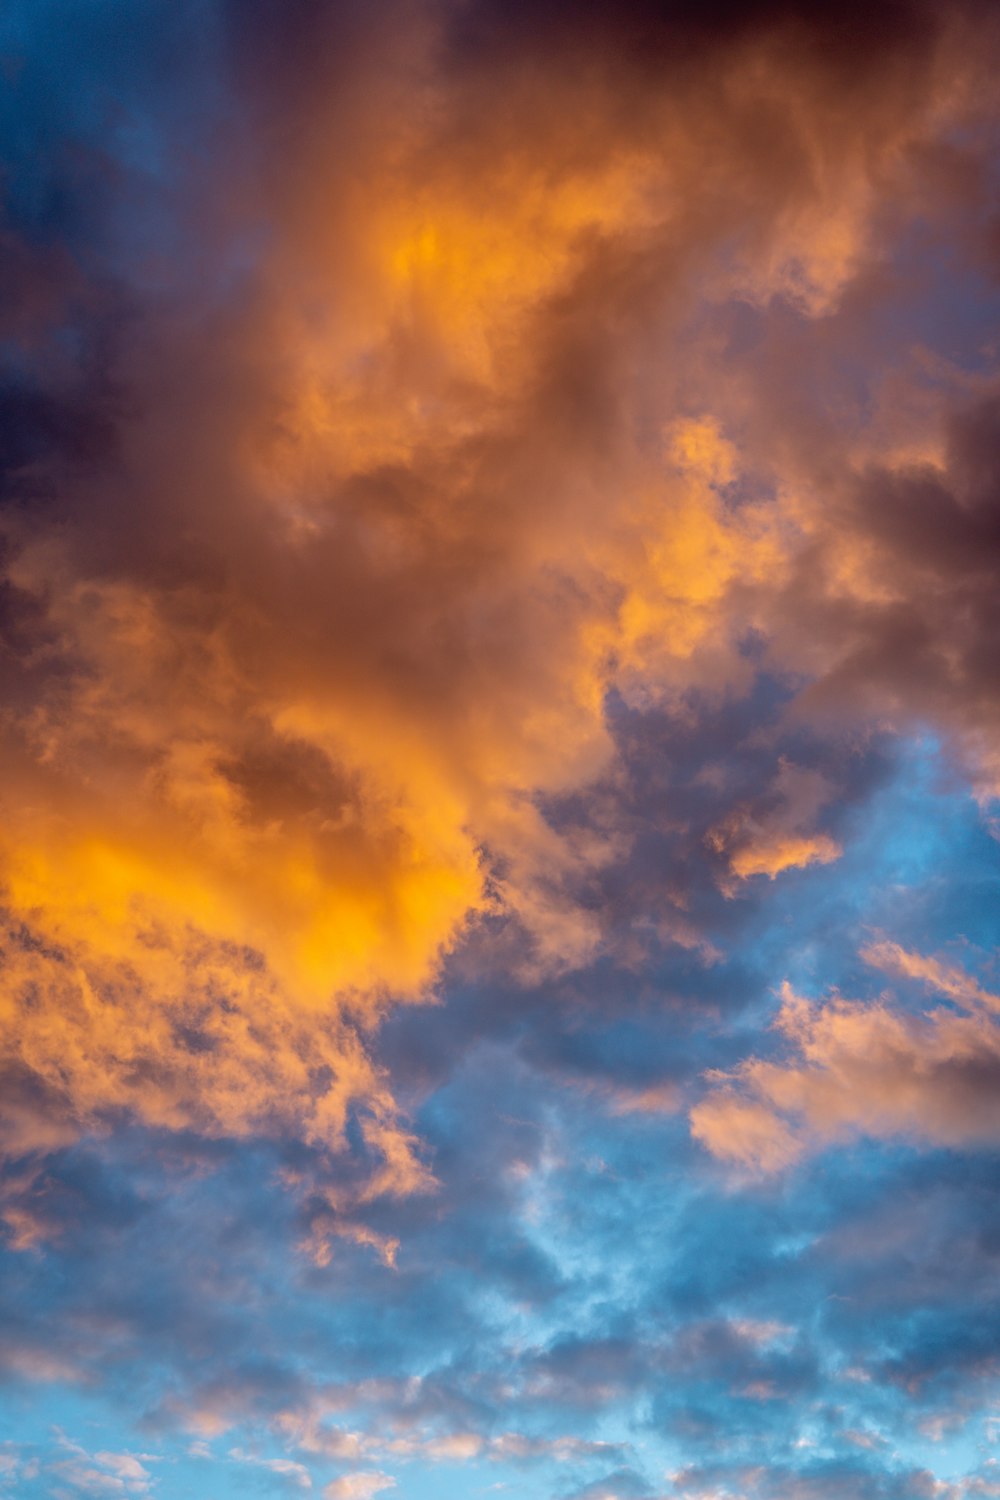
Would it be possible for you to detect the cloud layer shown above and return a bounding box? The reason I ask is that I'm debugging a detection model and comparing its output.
[2,1,1000,1498]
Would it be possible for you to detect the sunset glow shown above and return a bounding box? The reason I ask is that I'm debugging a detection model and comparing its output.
[2,2,1000,1497]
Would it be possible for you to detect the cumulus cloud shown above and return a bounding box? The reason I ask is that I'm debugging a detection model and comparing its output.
[2,0,998,1180]
[767,395,1000,801]
[692,948,1000,1171]
[323,1473,395,1500]
[707,761,842,885]
[48,1435,154,1498]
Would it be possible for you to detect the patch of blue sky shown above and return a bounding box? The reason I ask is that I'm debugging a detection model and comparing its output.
[736,731,999,1004]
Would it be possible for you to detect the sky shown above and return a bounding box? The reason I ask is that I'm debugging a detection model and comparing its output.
[2,1,1000,1496]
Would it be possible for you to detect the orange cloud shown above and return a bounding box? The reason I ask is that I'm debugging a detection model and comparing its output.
[2,0,997,1181]
[708,763,842,886]
[728,834,841,882]
[692,953,1000,1172]
[862,939,1000,1012]
[323,1473,395,1500]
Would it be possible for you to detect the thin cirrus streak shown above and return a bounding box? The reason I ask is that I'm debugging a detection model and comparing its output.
[1,1,1000,1498]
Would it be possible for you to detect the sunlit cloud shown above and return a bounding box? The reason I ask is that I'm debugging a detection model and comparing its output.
[3,1,1000,1498]
[693,951,1000,1171]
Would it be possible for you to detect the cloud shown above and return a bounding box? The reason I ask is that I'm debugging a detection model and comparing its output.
[4,9,1000,1499]
[708,761,843,885]
[2,0,997,1181]
[322,1473,395,1500]
[664,1459,962,1499]
[862,939,1000,1012]
[229,1447,312,1489]
[692,948,1000,1171]
[754,390,1000,800]
[49,1435,153,1497]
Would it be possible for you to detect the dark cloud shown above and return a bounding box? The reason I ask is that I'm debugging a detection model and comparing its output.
[779,394,1000,794]
[447,0,945,74]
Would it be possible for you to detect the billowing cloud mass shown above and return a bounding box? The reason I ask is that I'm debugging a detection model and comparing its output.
[2,0,1000,1497]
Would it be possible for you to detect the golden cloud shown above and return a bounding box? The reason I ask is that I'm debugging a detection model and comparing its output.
[2,0,997,1178]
